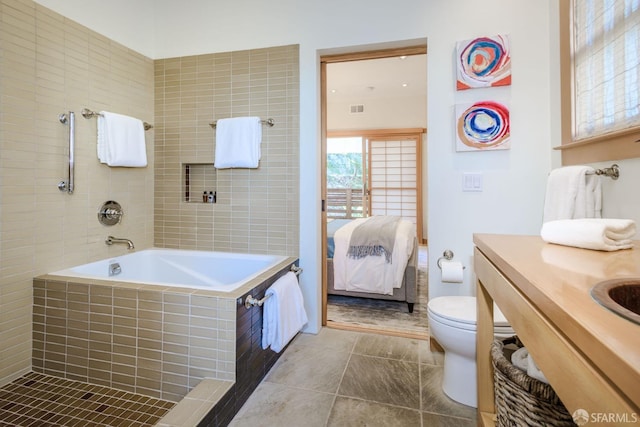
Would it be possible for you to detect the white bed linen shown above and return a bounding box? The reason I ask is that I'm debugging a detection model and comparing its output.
[332,217,416,295]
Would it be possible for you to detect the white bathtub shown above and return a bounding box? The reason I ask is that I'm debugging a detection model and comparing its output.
[49,248,288,292]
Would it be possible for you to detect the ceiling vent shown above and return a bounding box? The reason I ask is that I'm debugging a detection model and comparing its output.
[350,104,365,114]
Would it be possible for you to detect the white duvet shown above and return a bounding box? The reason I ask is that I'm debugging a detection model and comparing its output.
[332,217,416,295]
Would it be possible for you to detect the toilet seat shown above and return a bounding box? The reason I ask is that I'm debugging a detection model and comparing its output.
[428,296,511,332]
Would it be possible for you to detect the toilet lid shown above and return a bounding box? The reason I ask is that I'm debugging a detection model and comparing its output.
[427,296,510,327]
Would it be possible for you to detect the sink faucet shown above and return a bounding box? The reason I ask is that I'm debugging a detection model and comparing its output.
[105,236,135,250]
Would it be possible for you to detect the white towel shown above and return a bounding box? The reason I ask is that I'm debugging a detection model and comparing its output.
[511,347,529,372]
[261,272,308,353]
[542,166,601,223]
[214,117,262,169]
[511,347,548,384]
[97,111,147,167]
[527,352,549,384]
[541,218,636,251]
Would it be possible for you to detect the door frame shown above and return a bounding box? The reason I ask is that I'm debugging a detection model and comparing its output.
[320,45,427,326]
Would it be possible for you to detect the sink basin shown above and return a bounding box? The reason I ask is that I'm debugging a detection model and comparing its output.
[591,278,640,325]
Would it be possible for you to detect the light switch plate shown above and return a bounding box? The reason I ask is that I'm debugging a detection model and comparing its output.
[462,173,483,192]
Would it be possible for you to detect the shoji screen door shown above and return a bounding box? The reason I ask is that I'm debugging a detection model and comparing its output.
[367,134,422,239]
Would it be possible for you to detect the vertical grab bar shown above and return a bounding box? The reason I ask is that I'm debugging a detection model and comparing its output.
[58,111,75,194]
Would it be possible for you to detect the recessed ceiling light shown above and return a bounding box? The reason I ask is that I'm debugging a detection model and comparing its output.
[402,83,408,87]
[399,55,407,60]
[331,89,337,93]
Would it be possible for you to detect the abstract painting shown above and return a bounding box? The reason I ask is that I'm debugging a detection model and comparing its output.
[456,101,510,151]
[456,34,511,90]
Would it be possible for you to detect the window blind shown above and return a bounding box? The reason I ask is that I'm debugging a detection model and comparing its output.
[573,0,640,140]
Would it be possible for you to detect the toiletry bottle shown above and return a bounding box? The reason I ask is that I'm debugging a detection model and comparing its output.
[202,191,207,203]
[208,191,214,203]
[213,191,217,203]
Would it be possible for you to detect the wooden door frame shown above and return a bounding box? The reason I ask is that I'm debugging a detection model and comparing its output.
[320,45,427,326]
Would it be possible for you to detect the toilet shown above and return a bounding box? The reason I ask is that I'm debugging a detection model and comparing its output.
[427,296,514,408]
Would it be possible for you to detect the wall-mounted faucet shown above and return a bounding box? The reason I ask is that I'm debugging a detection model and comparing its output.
[105,236,135,250]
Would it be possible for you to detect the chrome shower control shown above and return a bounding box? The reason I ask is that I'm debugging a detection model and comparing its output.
[98,201,123,226]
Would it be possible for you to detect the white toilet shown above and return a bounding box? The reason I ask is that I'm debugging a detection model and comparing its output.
[427,296,514,408]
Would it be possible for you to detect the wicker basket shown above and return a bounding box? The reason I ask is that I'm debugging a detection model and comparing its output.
[491,337,576,427]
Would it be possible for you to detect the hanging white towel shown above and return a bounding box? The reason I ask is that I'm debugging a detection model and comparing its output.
[541,218,636,251]
[542,166,601,223]
[261,272,308,353]
[97,111,147,167]
[214,117,262,169]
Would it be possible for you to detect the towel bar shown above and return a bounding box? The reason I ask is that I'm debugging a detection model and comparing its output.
[244,264,302,309]
[588,164,619,180]
[82,108,153,131]
[209,118,275,128]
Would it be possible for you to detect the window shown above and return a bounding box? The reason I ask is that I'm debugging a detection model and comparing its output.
[559,0,640,164]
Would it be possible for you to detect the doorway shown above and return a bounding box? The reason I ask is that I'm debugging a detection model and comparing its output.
[320,46,428,337]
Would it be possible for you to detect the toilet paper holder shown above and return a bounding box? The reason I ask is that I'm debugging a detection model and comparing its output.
[437,250,466,270]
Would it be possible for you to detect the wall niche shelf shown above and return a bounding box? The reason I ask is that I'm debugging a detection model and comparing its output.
[183,163,217,203]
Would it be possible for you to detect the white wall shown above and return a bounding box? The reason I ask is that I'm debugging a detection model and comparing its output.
[328,96,427,130]
[34,0,564,327]
[424,3,555,297]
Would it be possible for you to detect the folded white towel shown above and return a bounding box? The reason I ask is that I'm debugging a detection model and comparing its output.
[214,117,262,169]
[541,218,636,251]
[511,347,529,372]
[261,272,308,353]
[543,166,601,223]
[97,111,147,167]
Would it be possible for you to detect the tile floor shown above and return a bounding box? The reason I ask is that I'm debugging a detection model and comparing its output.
[230,328,476,427]
[0,372,175,426]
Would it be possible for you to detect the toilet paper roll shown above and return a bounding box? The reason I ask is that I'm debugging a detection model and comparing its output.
[441,260,464,283]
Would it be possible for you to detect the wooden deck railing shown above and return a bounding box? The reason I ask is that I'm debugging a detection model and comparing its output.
[326,188,365,218]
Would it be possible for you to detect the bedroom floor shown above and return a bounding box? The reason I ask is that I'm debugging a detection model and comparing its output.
[230,328,476,427]
[326,245,428,338]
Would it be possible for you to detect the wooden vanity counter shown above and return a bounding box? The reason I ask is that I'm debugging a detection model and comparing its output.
[474,234,640,426]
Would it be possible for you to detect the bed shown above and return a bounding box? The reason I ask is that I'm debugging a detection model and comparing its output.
[326,216,418,313]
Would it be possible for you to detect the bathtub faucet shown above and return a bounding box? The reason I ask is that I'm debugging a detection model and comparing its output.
[105,236,135,250]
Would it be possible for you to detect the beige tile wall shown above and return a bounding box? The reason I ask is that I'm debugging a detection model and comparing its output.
[0,0,154,386]
[154,46,300,256]
[32,278,236,402]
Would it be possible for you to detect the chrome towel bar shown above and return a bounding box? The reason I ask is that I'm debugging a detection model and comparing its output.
[82,108,153,131]
[588,164,619,180]
[244,265,302,309]
[209,118,275,128]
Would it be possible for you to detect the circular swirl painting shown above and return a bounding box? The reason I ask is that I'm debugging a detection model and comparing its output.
[456,101,510,151]
[457,34,511,90]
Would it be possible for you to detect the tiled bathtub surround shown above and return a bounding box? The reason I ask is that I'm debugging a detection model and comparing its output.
[32,278,237,403]
[159,265,295,426]
[0,0,154,386]
[154,45,300,255]
[32,257,297,425]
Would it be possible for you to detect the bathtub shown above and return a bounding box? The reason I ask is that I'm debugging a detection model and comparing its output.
[49,248,288,292]
[36,247,298,414]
